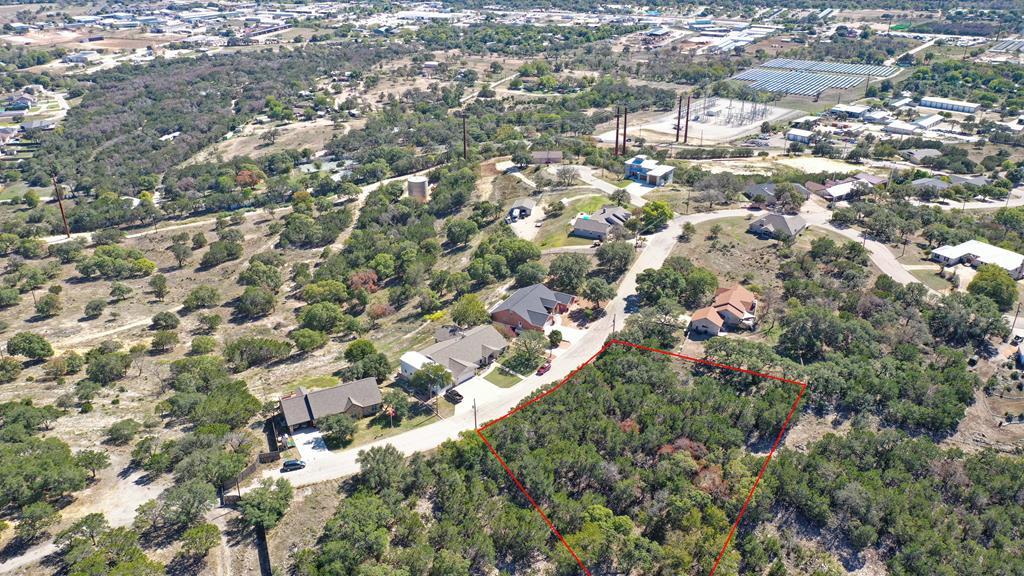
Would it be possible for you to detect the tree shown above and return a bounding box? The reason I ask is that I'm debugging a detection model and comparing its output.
[239,478,293,531]
[17,502,59,541]
[381,390,411,424]
[555,165,579,187]
[148,274,168,300]
[548,253,591,292]
[511,150,532,168]
[0,357,21,383]
[503,330,548,374]
[151,311,180,330]
[514,261,546,287]
[548,330,563,348]
[35,293,62,318]
[929,292,1009,347]
[290,328,328,353]
[344,339,377,363]
[109,282,132,302]
[299,302,349,333]
[409,363,453,397]
[450,294,490,327]
[7,332,53,360]
[56,513,109,549]
[445,219,478,246]
[191,336,217,355]
[967,264,1017,311]
[640,200,673,232]
[595,240,634,277]
[356,445,407,493]
[106,419,142,445]
[180,523,220,558]
[319,413,356,448]
[75,450,111,479]
[168,242,193,268]
[582,278,615,306]
[151,330,179,352]
[84,299,106,318]
[236,286,276,318]
[184,286,221,311]
[161,480,216,527]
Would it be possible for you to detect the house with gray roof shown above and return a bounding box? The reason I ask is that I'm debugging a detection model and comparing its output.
[399,325,509,388]
[743,182,811,207]
[571,204,632,240]
[491,284,574,332]
[748,213,807,239]
[279,377,382,432]
[900,148,943,164]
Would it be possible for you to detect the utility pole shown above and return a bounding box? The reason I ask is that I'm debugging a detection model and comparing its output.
[473,397,477,429]
[675,94,683,143]
[1013,302,1022,334]
[50,168,70,238]
[621,108,628,157]
[614,107,621,156]
[683,94,691,144]
[461,115,468,160]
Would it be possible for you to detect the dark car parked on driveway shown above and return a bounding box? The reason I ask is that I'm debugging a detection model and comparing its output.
[281,459,306,472]
[444,388,464,404]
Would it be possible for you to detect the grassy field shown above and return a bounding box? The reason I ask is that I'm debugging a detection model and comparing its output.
[484,366,522,387]
[911,268,955,292]
[535,194,609,249]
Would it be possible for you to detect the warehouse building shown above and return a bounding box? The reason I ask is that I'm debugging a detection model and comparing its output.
[920,96,979,114]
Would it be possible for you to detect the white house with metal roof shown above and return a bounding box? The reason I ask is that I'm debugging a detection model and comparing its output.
[932,240,1024,280]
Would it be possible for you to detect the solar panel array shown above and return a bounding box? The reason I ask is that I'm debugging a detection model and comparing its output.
[991,39,1024,53]
[732,69,863,96]
[761,58,898,78]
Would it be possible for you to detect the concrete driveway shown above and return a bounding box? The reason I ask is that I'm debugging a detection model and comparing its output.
[290,426,330,467]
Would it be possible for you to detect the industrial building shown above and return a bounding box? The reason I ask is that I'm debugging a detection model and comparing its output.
[919,96,979,114]
[786,128,814,144]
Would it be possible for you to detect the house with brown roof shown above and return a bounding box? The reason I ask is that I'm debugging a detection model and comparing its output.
[688,285,757,337]
[279,377,383,432]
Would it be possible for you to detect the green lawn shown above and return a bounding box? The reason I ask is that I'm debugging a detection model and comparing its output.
[911,268,954,292]
[484,366,522,388]
[536,195,624,249]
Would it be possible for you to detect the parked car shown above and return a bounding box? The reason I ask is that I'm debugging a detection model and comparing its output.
[281,459,306,472]
[536,360,552,375]
[444,388,464,404]
[1012,335,1023,346]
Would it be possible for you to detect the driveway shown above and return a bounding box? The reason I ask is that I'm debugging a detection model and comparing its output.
[291,426,331,467]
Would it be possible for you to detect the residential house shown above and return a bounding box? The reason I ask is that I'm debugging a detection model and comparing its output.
[688,285,757,337]
[912,174,990,193]
[748,213,807,239]
[571,204,631,240]
[531,151,563,164]
[491,284,574,332]
[810,173,885,202]
[901,148,943,164]
[743,182,810,208]
[398,325,509,389]
[279,378,382,432]
[624,155,674,186]
[931,239,1024,280]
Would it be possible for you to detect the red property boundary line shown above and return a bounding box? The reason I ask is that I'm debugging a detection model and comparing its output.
[476,339,808,576]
